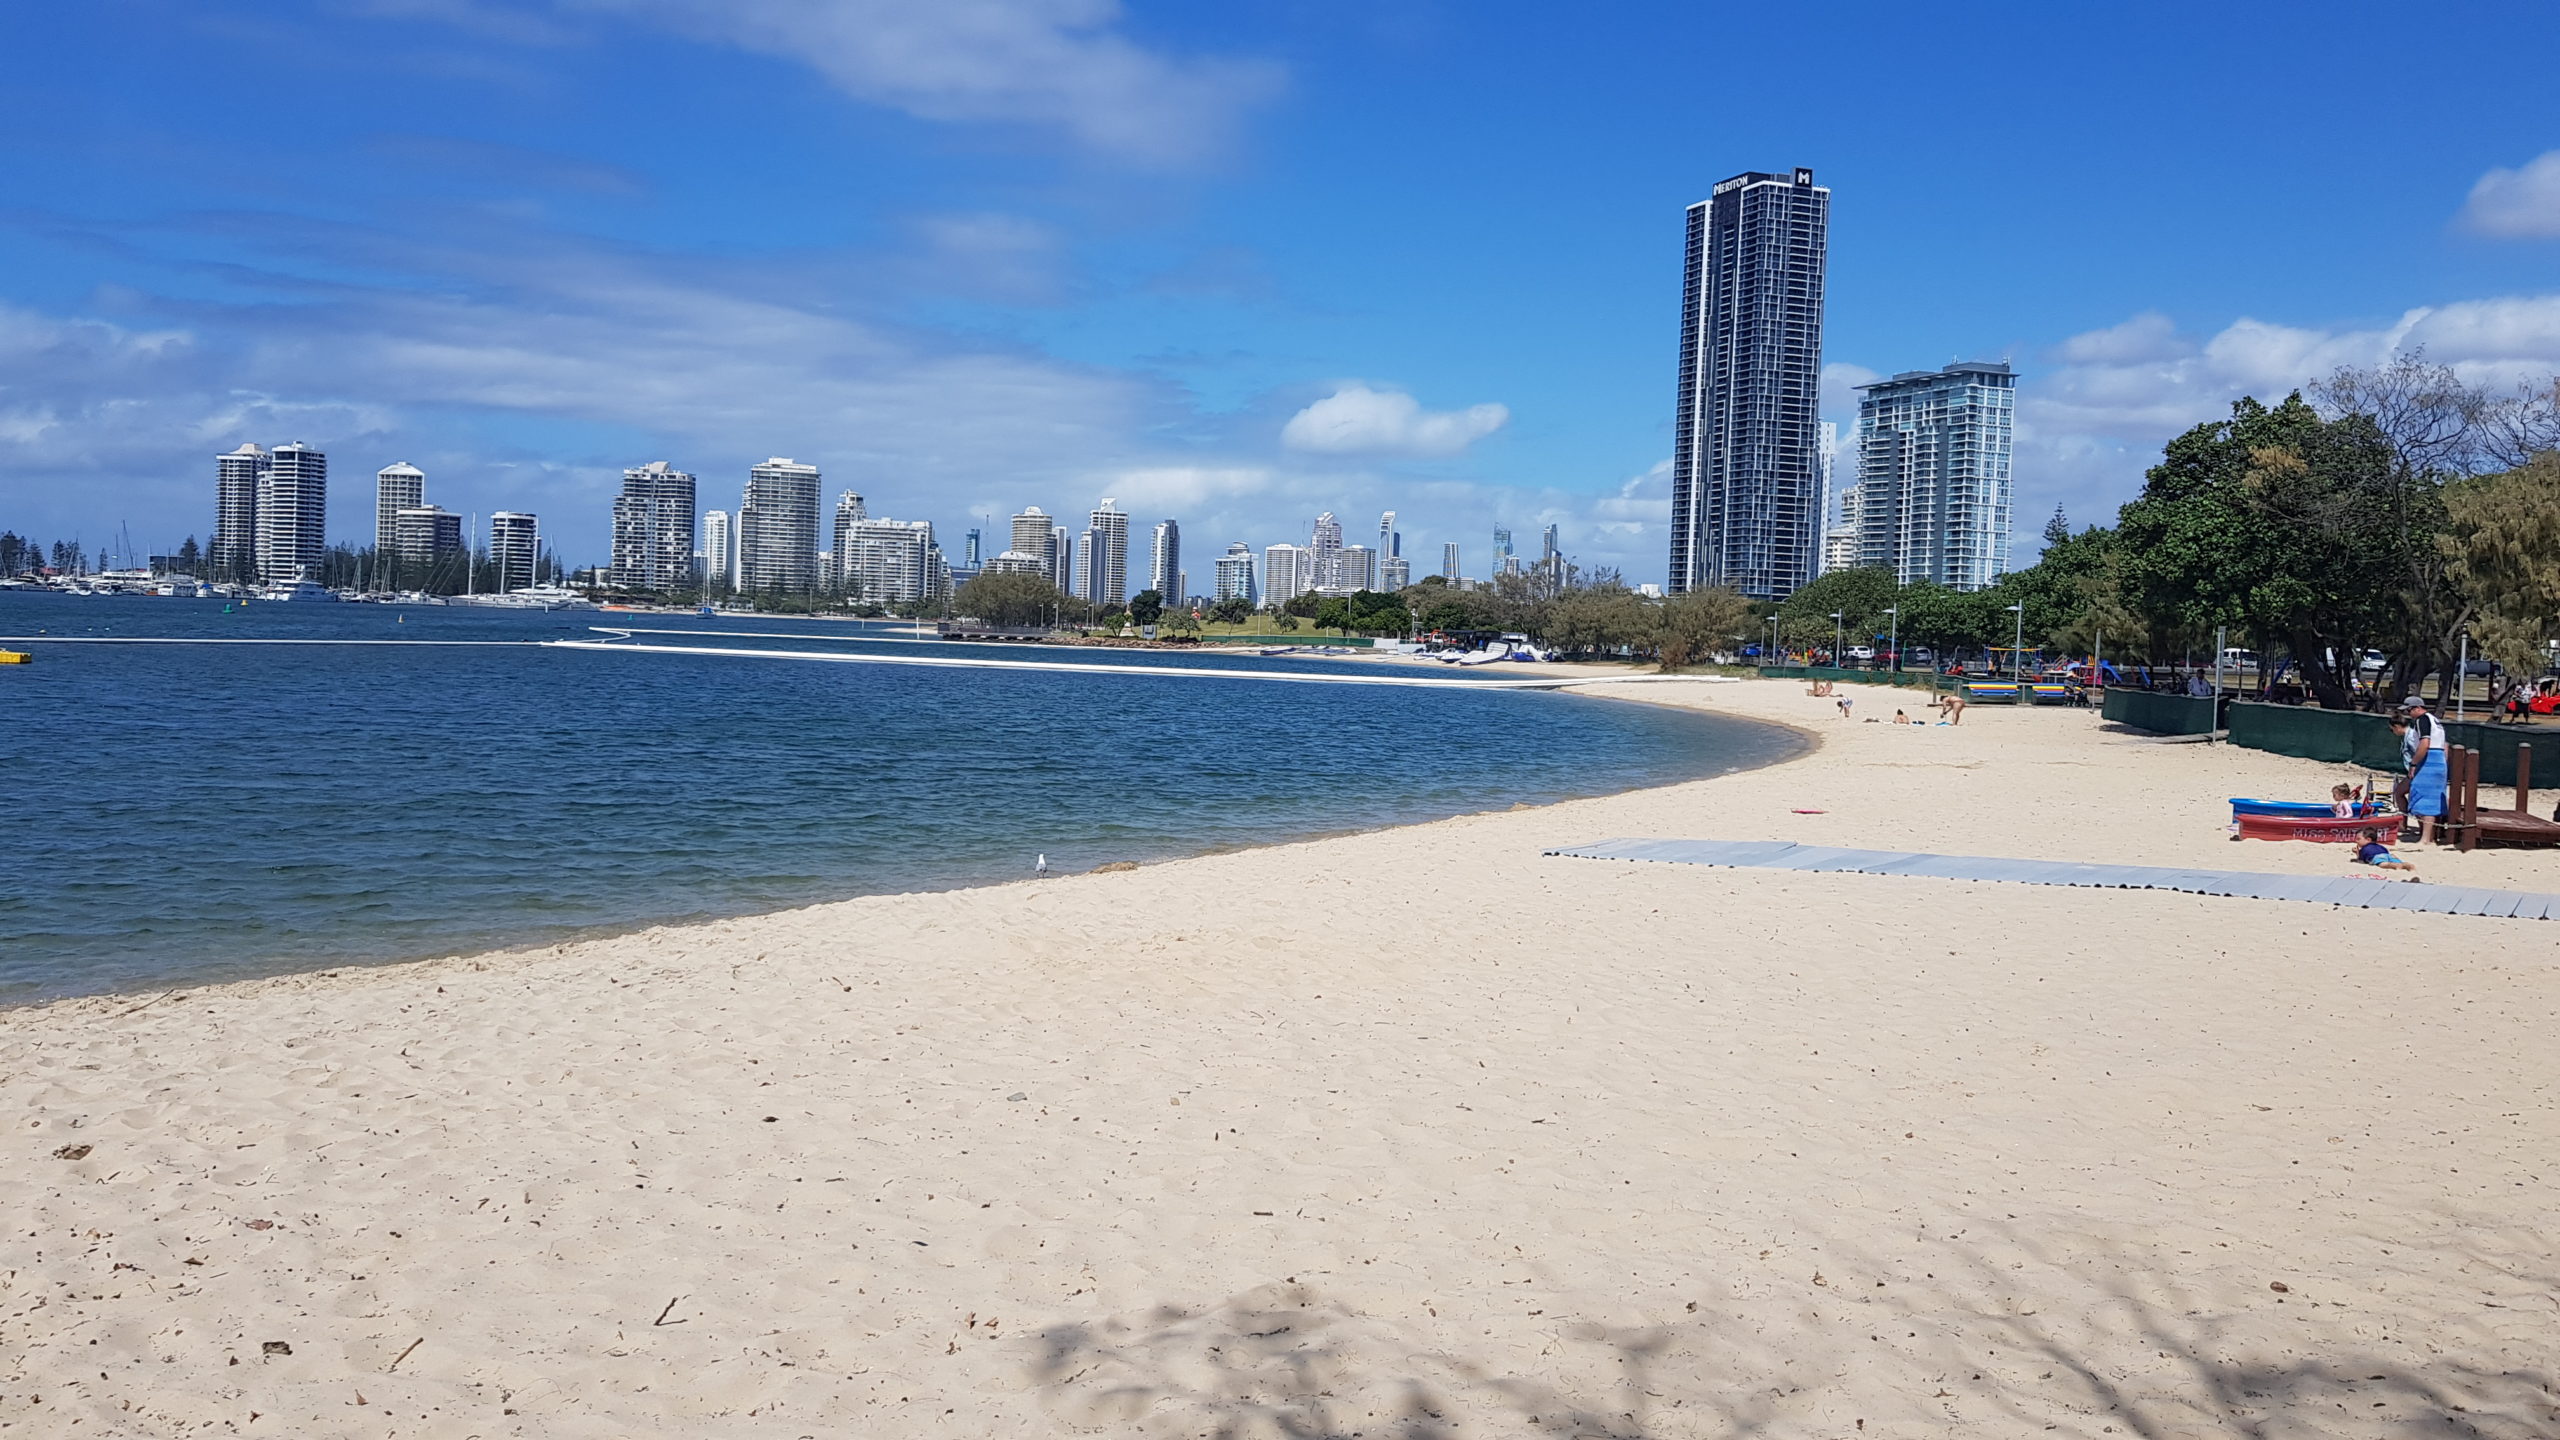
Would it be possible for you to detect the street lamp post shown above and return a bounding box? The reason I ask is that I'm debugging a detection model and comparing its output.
[2006,603,2025,682]
[1884,606,1899,675]
[1830,611,1844,670]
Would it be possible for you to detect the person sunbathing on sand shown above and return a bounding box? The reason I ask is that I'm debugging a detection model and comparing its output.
[1892,709,1911,724]
[1808,680,1835,697]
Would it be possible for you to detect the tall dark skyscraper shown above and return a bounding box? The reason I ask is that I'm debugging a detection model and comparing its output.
[1668,167,1829,600]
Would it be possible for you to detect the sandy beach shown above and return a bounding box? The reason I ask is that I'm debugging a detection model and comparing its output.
[5,677,2554,1438]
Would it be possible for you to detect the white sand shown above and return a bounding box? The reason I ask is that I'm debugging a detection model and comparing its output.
[6,679,2555,1438]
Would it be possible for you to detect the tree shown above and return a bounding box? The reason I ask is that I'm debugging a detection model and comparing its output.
[2440,452,2560,682]
[1207,596,1253,625]
[1546,583,1650,657]
[1891,581,1998,658]
[2042,506,2071,547]
[1778,566,1898,655]
[1312,597,1352,634]
[2116,394,2410,708]
[1128,589,1164,626]
[1156,607,1202,640]
[174,536,202,574]
[1271,612,1300,632]
[1280,590,1321,618]
[952,570,1066,627]
[1654,586,1750,670]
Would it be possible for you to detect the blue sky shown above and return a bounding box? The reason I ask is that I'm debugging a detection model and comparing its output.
[4,0,2558,583]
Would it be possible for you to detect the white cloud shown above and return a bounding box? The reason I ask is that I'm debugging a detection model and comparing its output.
[555,0,1281,162]
[2004,294,2560,559]
[2458,150,2560,239]
[1279,385,1509,458]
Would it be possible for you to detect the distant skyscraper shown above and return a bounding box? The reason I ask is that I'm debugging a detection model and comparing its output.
[1148,518,1180,600]
[1442,541,1461,581]
[1009,506,1054,578]
[255,442,327,583]
[1491,526,1512,568]
[1378,510,1398,567]
[1337,544,1376,592]
[1212,542,1257,602]
[489,511,539,592]
[375,463,424,554]
[1264,543,1309,604]
[215,443,266,581]
[986,550,1047,576]
[740,458,821,593]
[1382,555,1410,591]
[394,506,462,562]
[1812,420,1841,575]
[963,527,982,567]
[1853,361,2016,591]
[1087,500,1130,605]
[1539,523,1561,581]
[610,462,697,589]
[1669,167,1830,600]
[1821,481,1862,574]
[843,517,935,603]
[1308,511,1344,592]
[830,491,868,588]
[700,509,734,588]
[1052,525,1074,593]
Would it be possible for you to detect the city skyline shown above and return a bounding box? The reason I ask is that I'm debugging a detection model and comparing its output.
[10,8,2554,589]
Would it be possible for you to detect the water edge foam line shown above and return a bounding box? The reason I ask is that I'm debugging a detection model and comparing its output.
[545,638,1593,689]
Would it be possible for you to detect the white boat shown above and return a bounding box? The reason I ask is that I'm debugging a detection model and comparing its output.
[447,584,596,611]
[257,578,340,602]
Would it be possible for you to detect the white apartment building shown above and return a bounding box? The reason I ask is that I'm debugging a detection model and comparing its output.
[739,458,821,593]
[1212,541,1257,603]
[215,443,266,580]
[1264,543,1310,605]
[843,517,935,604]
[375,463,424,554]
[489,511,539,592]
[254,442,328,583]
[610,461,697,589]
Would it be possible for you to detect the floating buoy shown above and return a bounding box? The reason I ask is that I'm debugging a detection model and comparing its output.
[0,650,31,665]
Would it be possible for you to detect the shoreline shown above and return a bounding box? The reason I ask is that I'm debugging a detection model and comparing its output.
[3,679,1799,1014]
[6,677,2552,1437]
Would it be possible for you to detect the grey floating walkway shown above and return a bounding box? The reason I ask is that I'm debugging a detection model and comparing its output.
[1544,838,2560,920]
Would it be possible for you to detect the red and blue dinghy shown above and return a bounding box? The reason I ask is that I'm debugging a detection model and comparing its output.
[2228,797,2389,843]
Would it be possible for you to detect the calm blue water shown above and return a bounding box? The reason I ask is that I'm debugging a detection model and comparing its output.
[0,592,1799,1004]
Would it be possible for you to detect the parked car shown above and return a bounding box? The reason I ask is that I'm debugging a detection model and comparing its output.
[1846,645,1876,661]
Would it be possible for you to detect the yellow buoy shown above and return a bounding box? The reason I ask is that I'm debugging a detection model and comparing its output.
[0,650,31,665]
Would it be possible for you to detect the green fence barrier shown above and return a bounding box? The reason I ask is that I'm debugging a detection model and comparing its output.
[2221,702,2541,785]
[2101,688,2218,735]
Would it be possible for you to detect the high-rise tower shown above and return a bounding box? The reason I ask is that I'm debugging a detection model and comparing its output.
[1086,500,1129,606]
[1853,362,2015,591]
[215,444,266,582]
[375,463,424,554]
[1148,519,1180,601]
[255,442,328,583]
[1669,167,1830,600]
[489,511,539,592]
[610,462,697,589]
[739,458,821,593]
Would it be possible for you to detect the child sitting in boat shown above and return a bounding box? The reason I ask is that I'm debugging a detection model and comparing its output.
[2332,783,2358,817]
[2354,828,2417,874]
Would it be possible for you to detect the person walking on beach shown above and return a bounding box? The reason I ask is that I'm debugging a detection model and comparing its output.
[2398,696,2447,846]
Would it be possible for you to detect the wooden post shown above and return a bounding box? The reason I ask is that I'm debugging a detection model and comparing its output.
[2515,742,2532,817]
[2458,746,2481,853]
